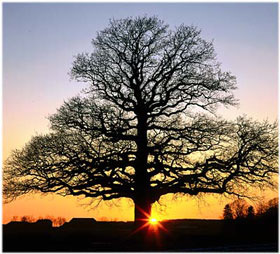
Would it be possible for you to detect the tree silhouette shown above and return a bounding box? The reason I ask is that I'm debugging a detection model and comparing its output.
[256,197,278,220]
[3,16,278,228]
[223,204,233,220]
[256,198,269,216]
[230,199,250,219]
[265,198,278,220]
[267,197,278,209]
[247,206,255,220]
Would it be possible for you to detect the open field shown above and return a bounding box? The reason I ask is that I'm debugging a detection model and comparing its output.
[3,218,278,252]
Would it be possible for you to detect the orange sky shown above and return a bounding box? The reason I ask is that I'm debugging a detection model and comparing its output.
[2,106,278,223]
[2,3,278,224]
[2,187,277,224]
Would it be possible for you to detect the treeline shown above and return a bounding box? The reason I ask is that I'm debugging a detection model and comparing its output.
[223,197,278,220]
[10,215,66,227]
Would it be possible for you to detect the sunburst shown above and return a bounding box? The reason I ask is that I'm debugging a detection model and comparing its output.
[149,217,158,225]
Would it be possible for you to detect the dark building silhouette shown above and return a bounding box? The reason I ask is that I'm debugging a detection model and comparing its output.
[59,217,97,235]
[4,219,52,233]
[62,218,96,228]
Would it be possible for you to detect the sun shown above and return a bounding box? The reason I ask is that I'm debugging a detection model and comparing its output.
[149,217,158,225]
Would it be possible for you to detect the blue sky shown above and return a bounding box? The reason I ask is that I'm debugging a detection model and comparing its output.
[3,2,278,157]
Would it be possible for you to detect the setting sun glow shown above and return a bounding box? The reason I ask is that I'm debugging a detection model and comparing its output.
[149,218,158,225]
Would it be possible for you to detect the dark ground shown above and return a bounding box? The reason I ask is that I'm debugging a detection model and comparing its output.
[3,218,278,252]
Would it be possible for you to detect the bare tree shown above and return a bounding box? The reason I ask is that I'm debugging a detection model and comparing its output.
[11,216,18,221]
[20,216,28,222]
[256,197,278,219]
[223,204,233,220]
[20,215,35,223]
[53,217,66,227]
[247,206,255,219]
[224,199,254,220]
[230,199,250,219]
[268,197,278,209]
[256,198,269,216]
[3,17,278,228]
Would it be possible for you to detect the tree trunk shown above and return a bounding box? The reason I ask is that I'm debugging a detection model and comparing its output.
[134,196,152,228]
[133,103,151,232]
[132,196,152,247]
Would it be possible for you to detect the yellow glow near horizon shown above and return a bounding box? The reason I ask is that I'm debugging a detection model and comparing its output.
[149,217,158,225]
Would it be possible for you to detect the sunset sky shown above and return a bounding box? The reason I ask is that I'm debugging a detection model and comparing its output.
[3,3,278,223]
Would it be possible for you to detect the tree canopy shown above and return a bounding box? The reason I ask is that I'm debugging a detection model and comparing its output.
[3,16,278,223]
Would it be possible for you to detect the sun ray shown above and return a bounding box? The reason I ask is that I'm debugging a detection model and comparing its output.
[149,217,158,225]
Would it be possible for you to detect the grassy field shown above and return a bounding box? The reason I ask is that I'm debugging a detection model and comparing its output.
[3,218,278,252]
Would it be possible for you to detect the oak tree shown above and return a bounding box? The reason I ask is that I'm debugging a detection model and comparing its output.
[4,17,278,227]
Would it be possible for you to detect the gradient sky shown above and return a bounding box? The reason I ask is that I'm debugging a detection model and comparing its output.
[3,3,278,223]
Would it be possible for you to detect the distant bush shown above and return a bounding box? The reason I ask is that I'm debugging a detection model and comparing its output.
[20,216,35,222]
[223,204,233,220]
[247,206,255,219]
[223,197,278,221]
[257,197,278,220]
[223,199,249,220]
[11,216,18,221]
[11,215,66,226]
[53,217,66,227]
